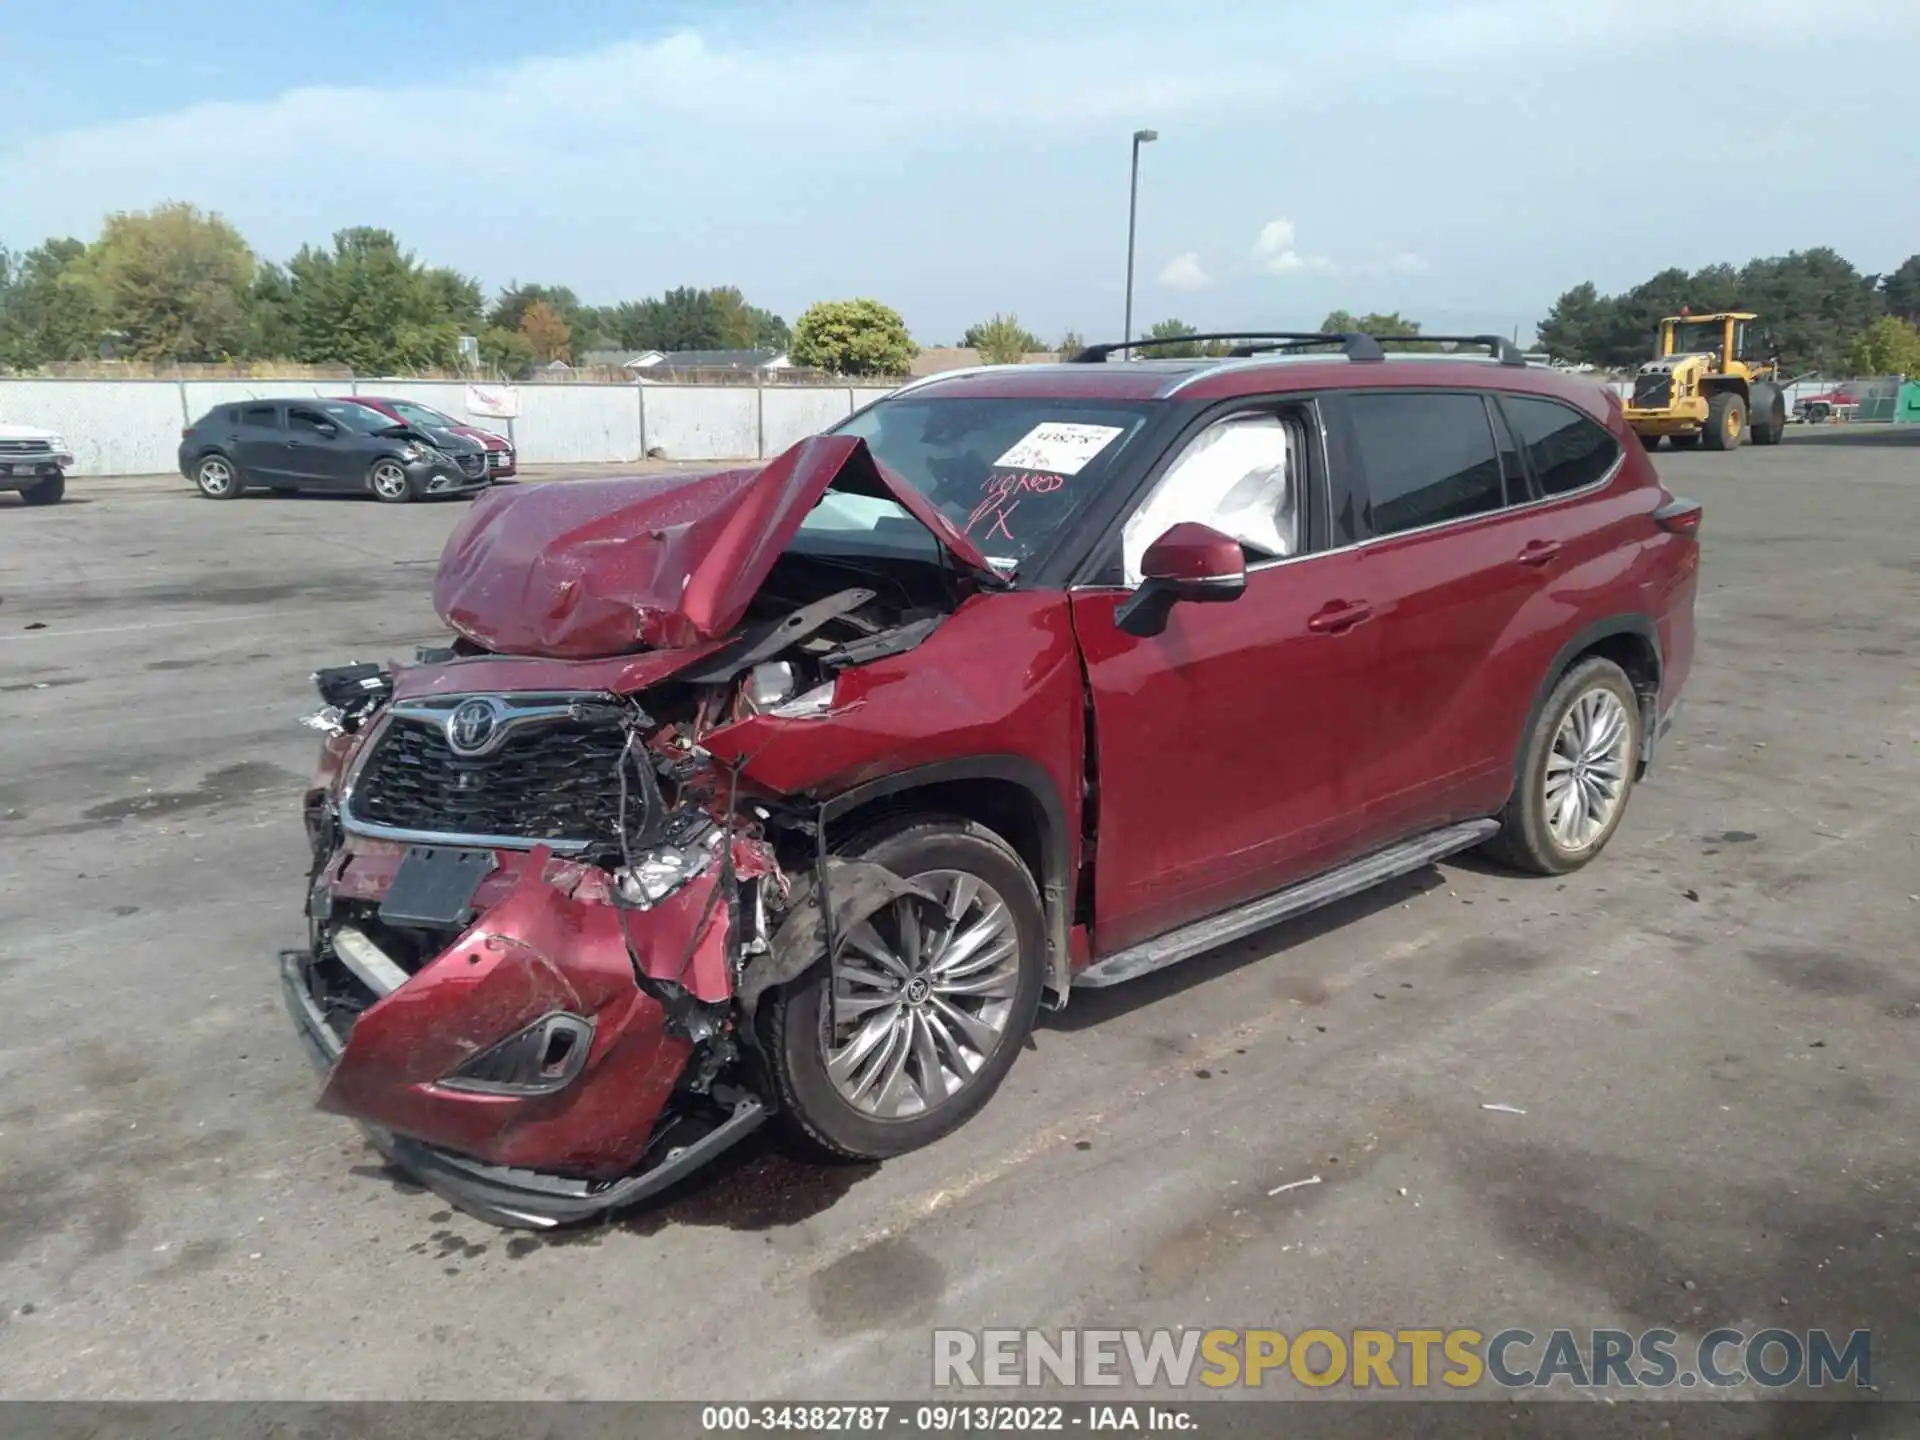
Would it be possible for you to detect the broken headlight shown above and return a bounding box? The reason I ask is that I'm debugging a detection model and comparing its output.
[615,839,717,909]
[739,662,837,719]
[437,1012,595,1095]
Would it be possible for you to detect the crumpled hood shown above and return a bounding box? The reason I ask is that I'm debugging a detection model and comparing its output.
[433,434,995,659]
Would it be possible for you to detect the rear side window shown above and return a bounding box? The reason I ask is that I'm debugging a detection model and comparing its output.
[242,405,278,429]
[1348,392,1504,537]
[1503,395,1622,496]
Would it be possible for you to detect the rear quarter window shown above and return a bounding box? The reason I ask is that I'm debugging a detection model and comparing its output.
[1503,395,1622,496]
[1347,391,1505,537]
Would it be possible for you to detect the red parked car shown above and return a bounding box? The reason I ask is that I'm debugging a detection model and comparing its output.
[338,395,516,477]
[285,331,1700,1227]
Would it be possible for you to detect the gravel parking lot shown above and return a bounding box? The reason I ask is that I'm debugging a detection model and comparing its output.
[1,430,1916,1404]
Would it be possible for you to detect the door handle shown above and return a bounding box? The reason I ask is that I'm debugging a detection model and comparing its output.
[1307,600,1373,634]
[1517,540,1562,567]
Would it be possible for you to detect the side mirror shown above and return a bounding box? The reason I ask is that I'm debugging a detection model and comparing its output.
[316,422,339,439]
[1115,522,1247,637]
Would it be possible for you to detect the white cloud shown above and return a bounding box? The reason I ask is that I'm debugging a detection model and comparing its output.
[1158,252,1213,290]
[1252,218,1334,276]
[1387,252,1430,274]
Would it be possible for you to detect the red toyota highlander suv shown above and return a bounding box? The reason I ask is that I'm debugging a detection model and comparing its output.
[284,331,1700,1228]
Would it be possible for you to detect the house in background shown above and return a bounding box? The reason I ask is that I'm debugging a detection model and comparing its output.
[908,347,1062,377]
[578,349,791,375]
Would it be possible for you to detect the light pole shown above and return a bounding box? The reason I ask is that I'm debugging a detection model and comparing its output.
[1123,128,1157,351]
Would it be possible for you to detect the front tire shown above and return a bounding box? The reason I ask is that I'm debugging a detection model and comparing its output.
[1750,389,1786,445]
[764,816,1046,1160]
[20,472,64,506]
[194,453,242,499]
[368,458,414,503]
[1485,657,1642,876]
[1703,392,1745,451]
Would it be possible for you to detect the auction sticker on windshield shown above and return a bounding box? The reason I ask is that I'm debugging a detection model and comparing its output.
[993,423,1125,476]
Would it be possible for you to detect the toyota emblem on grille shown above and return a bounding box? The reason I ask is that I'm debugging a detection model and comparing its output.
[446,698,505,755]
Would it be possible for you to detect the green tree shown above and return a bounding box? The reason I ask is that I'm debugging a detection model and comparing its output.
[283,227,474,372]
[789,299,917,376]
[1534,283,1611,362]
[479,325,536,375]
[1321,309,1422,337]
[1846,316,1920,377]
[709,285,790,351]
[965,313,1041,364]
[1143,318,1200,357]
[1882,254,1920,323]
[244,262,294,358]
[1055,329,1085,359]
[64,202,255,362]
[0,238,97,368]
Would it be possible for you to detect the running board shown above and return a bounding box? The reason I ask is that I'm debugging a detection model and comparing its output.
[1074,820,1499,989]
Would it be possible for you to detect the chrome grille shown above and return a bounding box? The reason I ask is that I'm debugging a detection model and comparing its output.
[0,439,53,456]
[457,452,487,479]
[345,700,631,847]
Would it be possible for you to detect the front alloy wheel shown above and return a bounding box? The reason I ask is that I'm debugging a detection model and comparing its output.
[823,870,1022,1119]
[766,816,1045,1159]
[369,459,413,503]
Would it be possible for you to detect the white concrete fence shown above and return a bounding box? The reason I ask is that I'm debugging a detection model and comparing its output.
[0,378,898,477]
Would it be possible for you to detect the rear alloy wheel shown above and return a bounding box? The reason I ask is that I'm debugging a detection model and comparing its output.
[1484,657,1642,876]
[194,454,242,500]
[765,817,1045,1159]
[20,472,64,506]
[1703,392,1745,451]
[368,458,414,503]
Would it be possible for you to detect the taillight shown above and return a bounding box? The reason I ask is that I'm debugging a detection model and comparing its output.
[180,427,190,438]
[1653,497,1703,536]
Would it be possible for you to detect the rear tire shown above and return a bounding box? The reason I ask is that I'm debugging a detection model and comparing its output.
[763,816,1045,1160]
[1703,392,1745,451]
[1484,657,1642,876]
[20,472,64,506]
[1750,389,1786,445]
[194,453,243,499]
[368,458,414,503]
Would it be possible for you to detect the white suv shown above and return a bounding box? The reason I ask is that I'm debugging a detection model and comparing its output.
[0,420,73,506]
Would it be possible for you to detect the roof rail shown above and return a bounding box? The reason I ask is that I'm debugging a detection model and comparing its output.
[1368,334,1529,366]
[1072,331,1386,364]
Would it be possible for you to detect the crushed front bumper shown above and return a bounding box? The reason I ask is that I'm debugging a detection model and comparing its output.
[280,947,766,1228]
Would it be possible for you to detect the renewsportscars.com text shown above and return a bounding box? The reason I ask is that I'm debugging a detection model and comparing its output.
[932,1327,1872,1391]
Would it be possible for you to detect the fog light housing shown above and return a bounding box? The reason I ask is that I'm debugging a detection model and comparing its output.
[438,1012,595,1095]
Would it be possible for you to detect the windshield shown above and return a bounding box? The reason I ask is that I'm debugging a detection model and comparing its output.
[385,400,457,430]
[827,397,1153,568]
[1669,321,1725,356]
[319,402,401,434]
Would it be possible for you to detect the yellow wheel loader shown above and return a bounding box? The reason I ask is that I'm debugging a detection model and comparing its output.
[1623,311,1786,452]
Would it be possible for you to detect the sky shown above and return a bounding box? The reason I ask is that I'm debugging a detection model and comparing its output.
[3,0,1917,346]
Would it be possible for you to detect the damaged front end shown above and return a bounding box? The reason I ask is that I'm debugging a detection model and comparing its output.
[282,437,988,1228]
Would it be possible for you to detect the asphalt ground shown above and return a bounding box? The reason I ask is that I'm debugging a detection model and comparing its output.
[0,429,1916,1411]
